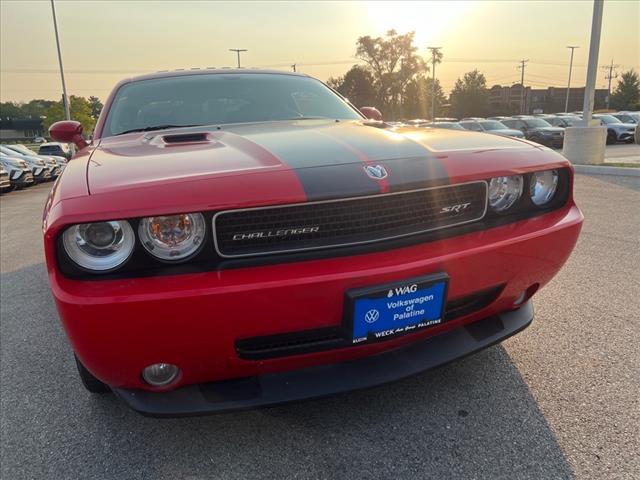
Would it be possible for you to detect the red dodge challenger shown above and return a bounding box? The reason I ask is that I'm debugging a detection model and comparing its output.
[43,69,583,416]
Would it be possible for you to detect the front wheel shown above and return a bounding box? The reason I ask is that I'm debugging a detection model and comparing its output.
[606,130,617,145]
[74,355,110,393]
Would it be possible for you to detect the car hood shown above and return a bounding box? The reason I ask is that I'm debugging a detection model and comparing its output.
[610,122,636,130]
[88,120,539,199]
[530,126,565,134]
[490,128,524,136]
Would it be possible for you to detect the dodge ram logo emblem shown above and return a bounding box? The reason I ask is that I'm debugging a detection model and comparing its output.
[364,164,388,180]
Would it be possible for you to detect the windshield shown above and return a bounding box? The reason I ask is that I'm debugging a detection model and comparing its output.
[559,116,579,126]
[523,118,552,128]
[594,114,621,125]
[102,73,362,137]
[478,120,507,131]
[430,122,464,130]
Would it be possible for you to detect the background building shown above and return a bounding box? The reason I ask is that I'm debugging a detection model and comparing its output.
[489,84,608,114]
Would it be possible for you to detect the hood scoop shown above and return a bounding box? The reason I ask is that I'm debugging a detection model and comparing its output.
[162,132,209,144]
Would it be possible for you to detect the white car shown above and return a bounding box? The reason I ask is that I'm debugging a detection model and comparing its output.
[0,146,51,183]
[2,144,65,177]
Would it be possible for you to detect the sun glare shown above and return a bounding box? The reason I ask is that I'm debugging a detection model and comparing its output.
[365,1,474,47]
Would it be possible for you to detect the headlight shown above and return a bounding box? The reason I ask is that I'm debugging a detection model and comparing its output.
[139,213,206,261]
[62,221,135,271]
[488,175,523,212]
[529,170,559,206]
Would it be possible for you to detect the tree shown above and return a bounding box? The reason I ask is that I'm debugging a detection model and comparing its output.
[0,99,56,120]
[43,96,96,134]
[449,70,490,118]
[402,76,446,120]
[610,69,640,110]
[327,65,377,109]
[355,30,427,118]
[88,96,104,120]
[0,102,23,120]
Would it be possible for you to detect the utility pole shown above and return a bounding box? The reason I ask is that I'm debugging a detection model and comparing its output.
[565,46,579,113]
[229,49,247,68]
[427,47,442,120]
[50,0,70,120]
[291,63,297,72]
[517,59,529,114]
[602,59,619,109]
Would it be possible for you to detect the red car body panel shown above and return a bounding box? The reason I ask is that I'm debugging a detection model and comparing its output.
[44,70,583,411]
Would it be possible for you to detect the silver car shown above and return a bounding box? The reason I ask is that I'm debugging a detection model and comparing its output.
[459,120,525,139]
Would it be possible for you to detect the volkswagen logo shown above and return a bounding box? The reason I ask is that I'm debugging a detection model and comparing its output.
[364,164,388,180]
[364,309,380,324]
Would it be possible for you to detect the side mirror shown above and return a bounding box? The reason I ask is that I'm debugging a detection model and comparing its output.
[360,106,383,121]
[49,120,88,150]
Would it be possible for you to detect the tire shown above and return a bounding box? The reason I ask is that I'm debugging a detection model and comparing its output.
[74,355,110,393]
[606,130,617,145]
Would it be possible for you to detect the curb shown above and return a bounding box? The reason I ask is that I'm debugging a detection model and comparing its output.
[573,164,640,177]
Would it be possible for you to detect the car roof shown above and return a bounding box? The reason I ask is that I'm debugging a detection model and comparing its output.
[119,68,310,85]
[39,142,65,147]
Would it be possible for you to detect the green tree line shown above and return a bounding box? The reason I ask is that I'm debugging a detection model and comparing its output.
[0,96,103,134]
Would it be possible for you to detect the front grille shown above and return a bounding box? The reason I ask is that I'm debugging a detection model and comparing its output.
[214,181,488,258]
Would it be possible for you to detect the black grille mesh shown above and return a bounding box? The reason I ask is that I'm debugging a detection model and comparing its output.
[214,182,487,257]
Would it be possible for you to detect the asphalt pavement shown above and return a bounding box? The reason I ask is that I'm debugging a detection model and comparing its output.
[1,174,638,480]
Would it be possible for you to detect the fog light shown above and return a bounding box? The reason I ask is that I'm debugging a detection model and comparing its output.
[142,363,180,387]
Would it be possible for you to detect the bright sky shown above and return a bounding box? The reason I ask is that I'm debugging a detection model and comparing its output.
[1,0,638,103]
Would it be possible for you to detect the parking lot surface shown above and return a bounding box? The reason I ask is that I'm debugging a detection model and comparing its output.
[1,174,638,480]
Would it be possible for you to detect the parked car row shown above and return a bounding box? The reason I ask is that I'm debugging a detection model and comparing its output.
[0,143,69,194]
[400,111,638,148]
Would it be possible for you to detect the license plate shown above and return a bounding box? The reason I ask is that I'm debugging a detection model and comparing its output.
[346,273,448,345]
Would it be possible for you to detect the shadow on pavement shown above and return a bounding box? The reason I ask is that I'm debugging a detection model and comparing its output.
[1,263,574,480]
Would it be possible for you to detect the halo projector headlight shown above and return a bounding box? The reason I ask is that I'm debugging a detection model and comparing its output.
[488,175,524,213]
[62,220,135,271]
[139,213,206,261]
[530,169,559,206]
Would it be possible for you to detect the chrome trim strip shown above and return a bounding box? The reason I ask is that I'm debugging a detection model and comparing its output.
[212,180,489,259]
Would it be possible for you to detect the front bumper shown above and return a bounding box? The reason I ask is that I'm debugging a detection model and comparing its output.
[10,170,34,187]
[618,131,635,142]
[32,168,51,182]
[51,203,583,394]
[113,301,533,417]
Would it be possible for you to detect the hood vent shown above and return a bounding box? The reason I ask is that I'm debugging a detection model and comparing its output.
[163,132,209,144]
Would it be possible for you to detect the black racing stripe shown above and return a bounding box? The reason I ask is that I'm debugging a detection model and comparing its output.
[382,155,450,192]
[294,164,383,201]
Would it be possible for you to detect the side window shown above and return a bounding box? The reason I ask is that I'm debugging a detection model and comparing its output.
[467,123,482,131]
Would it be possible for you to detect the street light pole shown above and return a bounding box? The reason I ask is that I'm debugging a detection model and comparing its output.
[229,49,247,68]
[582,0,604,126]
[427,47,442,121]
[565,46,579,113]
[50,0,70,120]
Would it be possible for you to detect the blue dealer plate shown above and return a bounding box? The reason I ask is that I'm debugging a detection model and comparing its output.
[348,274,448,344]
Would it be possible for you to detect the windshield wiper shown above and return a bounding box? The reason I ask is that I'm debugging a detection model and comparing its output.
[115,124,202,136]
